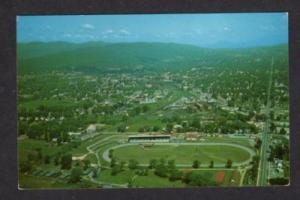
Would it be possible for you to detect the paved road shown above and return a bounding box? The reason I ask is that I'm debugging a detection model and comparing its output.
[102,142,255,168]
[257,57,274,186]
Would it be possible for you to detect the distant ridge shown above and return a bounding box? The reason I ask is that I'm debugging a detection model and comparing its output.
[17,41,288,73]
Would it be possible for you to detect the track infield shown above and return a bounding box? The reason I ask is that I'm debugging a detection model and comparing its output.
[103,142,255,167]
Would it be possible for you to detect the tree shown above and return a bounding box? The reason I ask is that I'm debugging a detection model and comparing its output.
[35,148,43,162]
[269,177,289,185]
[61,132,70,142]
[27,152,38,162]
[191,118,201,130]
[54,155,60,166]
[279,128,287,135]
[225,159,233,168]
[152,126,160,132]
[270,122,276,133]
[134,106,141,115]
[182,171,216,186]
[166,123,173,133]
[108,149,114,159]
[249,124,258,134]
[209,160,214,168]
[18,121,29,136]
[149,159,157,169]
[117,125,126,132]
[128,159,139,170]
[169,169,182,181]
[111,165,121,176]
[128,179,133,188]
[83,159,91,170]
[249,155,260,180]
[60,154,72,170]
[28,122,43,139]
[154,158,168,177]
[69,167,82,183]
[254,138,262,150]
[20,160,32,173]
[120,161,126,171]
[167,160,176,171]
[192,160,200,168]
[92,168,98,178]
[110,157,117,168]
[44,155,51,164]
[142,105,149,113]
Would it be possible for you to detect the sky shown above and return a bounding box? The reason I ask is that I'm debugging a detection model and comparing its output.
[17,13,288,48]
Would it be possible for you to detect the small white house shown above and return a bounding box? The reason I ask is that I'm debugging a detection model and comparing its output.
[86,124,96,134]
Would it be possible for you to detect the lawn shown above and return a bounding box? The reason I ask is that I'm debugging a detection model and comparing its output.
[113,144,251,165]
[132,171,184,188]
[97,169,135,185]
[19,174,98,189]
[18,139,65,162]
[96,169,237,188]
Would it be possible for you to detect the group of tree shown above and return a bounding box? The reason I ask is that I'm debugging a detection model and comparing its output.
[182,171,218,186]
[269,177,289,185]
[109,152,128,176]
[192,160,200,168]
[248,155,260,181]
[111,160,126,176]
[225,159,233,168]
[69,167,83,183]
[254,138,262,150]
[160,113,259,134]
[268,143,289,162]
[138,125,161,133]
[152,158,173,178]
[20,148,50,173]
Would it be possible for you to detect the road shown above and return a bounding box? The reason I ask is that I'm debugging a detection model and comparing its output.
[257,57,274,186]
[80,135,130,188]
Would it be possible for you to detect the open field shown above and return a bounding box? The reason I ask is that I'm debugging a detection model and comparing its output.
[95,168,239,188]
[19,174,99,189]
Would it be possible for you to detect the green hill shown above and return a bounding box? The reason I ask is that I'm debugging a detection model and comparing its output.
[17,41,288,74]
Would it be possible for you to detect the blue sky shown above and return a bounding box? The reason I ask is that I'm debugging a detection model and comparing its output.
[17,13,288,48]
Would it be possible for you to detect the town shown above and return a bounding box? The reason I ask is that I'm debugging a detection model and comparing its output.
[18,43,289,188]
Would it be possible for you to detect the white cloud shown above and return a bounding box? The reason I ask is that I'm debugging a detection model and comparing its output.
[104,29,114,33]
[223,27,231,31]
[81,23,95,30]
[63,33,72,38]
[166,32,177,38]
[260,25,276,32]
[102,29,115,36]
[119,29,130,35]
[46,25,52,30]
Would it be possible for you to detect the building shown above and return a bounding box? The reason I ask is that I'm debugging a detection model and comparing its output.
[184,132,200,141]
[128,134,171,143]
[86,124,96,134]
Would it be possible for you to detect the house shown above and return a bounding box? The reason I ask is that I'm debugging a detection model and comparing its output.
[185,132,199,141]
[86,124,96,134]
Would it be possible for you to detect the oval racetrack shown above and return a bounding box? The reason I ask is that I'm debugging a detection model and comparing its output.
[102,142,255,167]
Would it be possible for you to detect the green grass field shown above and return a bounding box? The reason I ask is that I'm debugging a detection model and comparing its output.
[19,174,98,189]
[113,144,251,165]
[18,139,65,163]
[96,168,239,188]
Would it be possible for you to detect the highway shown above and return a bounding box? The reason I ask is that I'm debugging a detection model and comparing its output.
[257,57,274,186]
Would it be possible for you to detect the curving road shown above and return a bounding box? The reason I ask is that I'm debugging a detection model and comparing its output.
[102,142,255,168]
